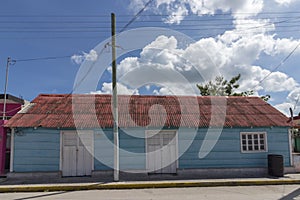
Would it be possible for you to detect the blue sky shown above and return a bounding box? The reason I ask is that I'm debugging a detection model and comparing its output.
[1,0,300,116]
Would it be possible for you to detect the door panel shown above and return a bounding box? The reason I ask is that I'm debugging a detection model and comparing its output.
[147,131,177,174]
[148,144,162,173]
[77,145,85,176]
[62,146,77,176]
[84,149,93,176]
[62,131,93,177]
[62,132,77,177]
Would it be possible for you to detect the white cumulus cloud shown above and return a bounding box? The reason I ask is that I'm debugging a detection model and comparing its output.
[99,0,300,116]
[274,0,297,6]
[93,82,139,95]
[275,87,300,116]
[71,49,98,65]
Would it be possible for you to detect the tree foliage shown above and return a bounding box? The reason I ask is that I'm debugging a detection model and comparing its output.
[196,74,270,101]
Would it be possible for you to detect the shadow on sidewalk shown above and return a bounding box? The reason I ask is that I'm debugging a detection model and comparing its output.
[279,187,300,200]
[13,191,70,200]
[0,172,295,186]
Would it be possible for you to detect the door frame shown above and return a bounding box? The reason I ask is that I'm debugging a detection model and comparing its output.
[59,130,94,176]
[145,130,178,173]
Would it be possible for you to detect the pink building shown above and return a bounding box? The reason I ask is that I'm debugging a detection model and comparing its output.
[0,94,24,175]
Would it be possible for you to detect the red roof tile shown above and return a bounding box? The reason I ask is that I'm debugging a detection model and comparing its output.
[5,94,291,128]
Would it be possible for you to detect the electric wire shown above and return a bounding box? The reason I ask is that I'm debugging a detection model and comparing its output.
[8,0,154,63]
[14,55,73,62]
[251,42,300,92]
[0,105,23,115]
[2,11,300,17]
[0,17,299,37]
[2,9,300,103]
[119,0,154,33]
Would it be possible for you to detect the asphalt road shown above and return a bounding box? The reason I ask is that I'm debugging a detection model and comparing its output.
[1,185,300,200]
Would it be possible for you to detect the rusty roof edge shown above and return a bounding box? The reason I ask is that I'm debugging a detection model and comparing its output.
[5,94,291,129]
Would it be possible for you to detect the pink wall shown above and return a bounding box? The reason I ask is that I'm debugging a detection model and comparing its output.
[0,103,22,117]
[0,103,22,174]
[0,120,6,175]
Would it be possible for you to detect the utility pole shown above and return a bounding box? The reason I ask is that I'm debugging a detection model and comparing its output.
[2,57,11,120]
[111,13,119,182]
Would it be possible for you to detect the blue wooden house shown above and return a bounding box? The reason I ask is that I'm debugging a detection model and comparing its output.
[5,94,292,178]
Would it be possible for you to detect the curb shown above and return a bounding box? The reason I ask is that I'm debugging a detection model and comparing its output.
[1,179,300,193]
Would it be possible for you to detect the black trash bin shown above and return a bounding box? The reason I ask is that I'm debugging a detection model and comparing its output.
[268,154,284,177]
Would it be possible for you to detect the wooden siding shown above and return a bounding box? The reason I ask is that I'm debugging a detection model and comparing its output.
[12,126,290,173]
[94,129,145,171]
[119,129,145,170]
[94,129,113,170]
[178,127,291,169]
[13,128,60,172]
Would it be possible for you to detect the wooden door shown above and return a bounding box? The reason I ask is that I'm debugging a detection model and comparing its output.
[62,131,93,177]
[147,131,177,174]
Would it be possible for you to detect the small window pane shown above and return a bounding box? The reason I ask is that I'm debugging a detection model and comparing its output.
[242,146,247,151]
[248,146,253,150]
[260,140,264,144]
[260,134,264,139]
[254,145,259,150]
[254,134,258,139]
[260,145,265,150]
[248,135,252,139]
[242,135,246,140]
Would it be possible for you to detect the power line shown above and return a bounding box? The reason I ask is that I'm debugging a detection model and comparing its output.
[3,4,156,61]
[0,105,22,115]
[293,94,300,112]
[0,26,299,34]
[0,17,295,24]
[0,26,112,29]
[1,19,299,30]
[12,45,109,127]
[119,0,154,33]
[0,14,299,35]
[14,55,73,62]
[0,35,103,40]
[1,19,300,29]
[0,26,299,41]
[0,30,110,33]
[2,11,300,18]
[253,42,300,90]
[4,10,300,69]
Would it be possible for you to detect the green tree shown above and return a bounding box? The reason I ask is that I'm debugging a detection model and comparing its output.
[196,74,270,101]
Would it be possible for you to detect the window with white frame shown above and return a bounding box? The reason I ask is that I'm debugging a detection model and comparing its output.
[240,132,267,153]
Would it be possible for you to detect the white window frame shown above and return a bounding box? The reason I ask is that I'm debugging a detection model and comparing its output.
[240,132,268,153]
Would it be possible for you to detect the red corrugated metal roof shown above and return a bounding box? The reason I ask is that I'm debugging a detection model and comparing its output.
[5,94,291,128]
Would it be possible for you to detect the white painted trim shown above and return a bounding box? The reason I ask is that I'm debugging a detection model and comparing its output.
[9,128,14,172]
[145,131,149,171]
[92,131,94,171]
[176,131,179,169]
[288,129,293,166]
[240,132,268,153]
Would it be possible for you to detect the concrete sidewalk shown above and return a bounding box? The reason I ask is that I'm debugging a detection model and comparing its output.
[0,174,300,193]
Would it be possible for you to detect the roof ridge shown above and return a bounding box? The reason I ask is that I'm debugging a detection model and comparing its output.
[35,94,263,99]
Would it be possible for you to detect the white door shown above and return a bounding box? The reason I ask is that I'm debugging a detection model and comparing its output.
[147,131,177,174]
[62,131,93,177]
